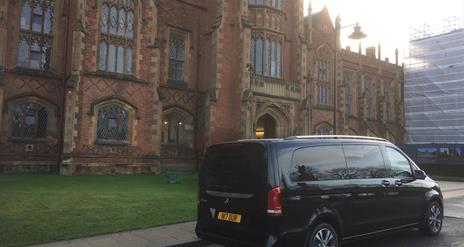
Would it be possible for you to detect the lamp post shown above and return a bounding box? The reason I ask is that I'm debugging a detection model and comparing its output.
[333,22,367,134]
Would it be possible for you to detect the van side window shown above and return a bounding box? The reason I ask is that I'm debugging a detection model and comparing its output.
[385,147,414,179]
[343,145,388,179]
[290,145,347,182]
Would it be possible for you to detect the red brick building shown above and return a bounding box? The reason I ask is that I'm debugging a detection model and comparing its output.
[0,0,404,174]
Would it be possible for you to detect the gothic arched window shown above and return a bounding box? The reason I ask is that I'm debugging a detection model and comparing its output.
[315,123,334,135]
[18,0,54,71]
[345,72,354,115]
[250,33,282,78]
[365,78,375,119]
[168,30,187,81]
[97,104,129,142]
[315,45,333,106]
[12,102,48,139]
[99,0,135,74]
[161,108,194,148]
[384,84,392,121]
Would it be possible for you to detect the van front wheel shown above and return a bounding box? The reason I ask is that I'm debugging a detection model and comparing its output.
[420,201,443,236]
[306,223,339,247]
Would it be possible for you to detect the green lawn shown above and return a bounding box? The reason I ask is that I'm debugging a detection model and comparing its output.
[0,174,198,247]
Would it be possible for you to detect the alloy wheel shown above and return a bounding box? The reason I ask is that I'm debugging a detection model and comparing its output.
[313,228,336,247]
[429,203,442,233]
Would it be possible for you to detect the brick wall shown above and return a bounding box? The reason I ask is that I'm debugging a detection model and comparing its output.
[0,0,405,174]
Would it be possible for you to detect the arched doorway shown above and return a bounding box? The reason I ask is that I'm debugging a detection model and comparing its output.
[256,114,277,139]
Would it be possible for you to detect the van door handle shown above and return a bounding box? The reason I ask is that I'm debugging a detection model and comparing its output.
[394,180,403,186]
[381,180,391,187]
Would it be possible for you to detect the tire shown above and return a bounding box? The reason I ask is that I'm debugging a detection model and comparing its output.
[420,201,443,236]
[306,223,339,247]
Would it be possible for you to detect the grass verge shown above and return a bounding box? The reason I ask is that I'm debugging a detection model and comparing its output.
[0,174,197,247]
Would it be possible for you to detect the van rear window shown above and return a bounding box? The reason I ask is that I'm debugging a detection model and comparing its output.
[202,143,266,194]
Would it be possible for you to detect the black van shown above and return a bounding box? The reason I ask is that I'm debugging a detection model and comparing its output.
[196,136,443,247]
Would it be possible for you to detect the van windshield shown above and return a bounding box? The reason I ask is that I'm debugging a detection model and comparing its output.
[202,142,267,194]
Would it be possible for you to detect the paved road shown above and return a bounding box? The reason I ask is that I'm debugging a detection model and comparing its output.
[195,180,464,247]
[343,217,464,247]
[440,180,464,218]
[196,217,464,247]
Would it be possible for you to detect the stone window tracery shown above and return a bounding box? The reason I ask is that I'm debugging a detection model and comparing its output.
[97,104,129,143]
[99,0,135,74]
[18,0,54,71]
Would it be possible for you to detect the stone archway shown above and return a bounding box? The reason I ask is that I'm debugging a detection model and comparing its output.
[254,104,290,138]
[256,114,277,139]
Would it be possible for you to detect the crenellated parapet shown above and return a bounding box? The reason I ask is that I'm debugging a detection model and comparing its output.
[340,48,402,74]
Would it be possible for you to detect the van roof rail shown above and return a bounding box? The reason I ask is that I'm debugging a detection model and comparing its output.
[284,135,389,142]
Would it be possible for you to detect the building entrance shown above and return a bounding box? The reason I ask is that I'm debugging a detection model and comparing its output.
[256,114,277,139]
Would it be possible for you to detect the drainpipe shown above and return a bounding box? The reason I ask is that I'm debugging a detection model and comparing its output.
[57,0,72,174]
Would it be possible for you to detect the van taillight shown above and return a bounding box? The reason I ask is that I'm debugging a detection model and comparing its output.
[267,187,282,216]
[197,190,200,206]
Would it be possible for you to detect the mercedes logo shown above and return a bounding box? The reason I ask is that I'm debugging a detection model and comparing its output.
[224,198,230,206]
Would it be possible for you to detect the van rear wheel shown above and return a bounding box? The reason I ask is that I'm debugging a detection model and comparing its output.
[306,223,339,247]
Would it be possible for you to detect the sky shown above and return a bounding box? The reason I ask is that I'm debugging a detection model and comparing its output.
[304,0,464,63]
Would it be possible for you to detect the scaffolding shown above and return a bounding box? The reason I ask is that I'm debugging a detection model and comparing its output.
[405,17,464,144]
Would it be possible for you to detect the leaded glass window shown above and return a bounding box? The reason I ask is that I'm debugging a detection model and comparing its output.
[250,33,282,78]
[315,124,333,135]
[345,73,353,115]
[18,0,54,71]
[316,59,330,81]
[249,0,282,9]
[161,108,194,148]
[97,105,129,142]
[168,32,186,81]
[12,102,48,139]
[365,79,375,119]
[99,0,135,74]
[316,84,330,106]
[384,85,391,121]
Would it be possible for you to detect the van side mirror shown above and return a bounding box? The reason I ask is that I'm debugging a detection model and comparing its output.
[414,170,427,180]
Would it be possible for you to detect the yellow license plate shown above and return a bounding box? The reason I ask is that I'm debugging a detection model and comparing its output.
[217,211,242,223]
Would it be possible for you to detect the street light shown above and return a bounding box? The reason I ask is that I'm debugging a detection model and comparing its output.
[333,22,367,134]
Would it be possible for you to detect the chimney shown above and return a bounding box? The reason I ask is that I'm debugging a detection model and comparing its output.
[366,46,376,58]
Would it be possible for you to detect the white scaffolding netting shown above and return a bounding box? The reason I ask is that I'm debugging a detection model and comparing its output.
[405,26,464,144]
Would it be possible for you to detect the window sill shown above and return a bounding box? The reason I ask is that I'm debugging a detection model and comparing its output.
[94,140,130,146]
[167,79,188,89]
[161,144,194,149]
[248,5,284,14]
[86,71,149,84]
[313,105,334,111]
[12,67,61,79]
[8,137,48,143]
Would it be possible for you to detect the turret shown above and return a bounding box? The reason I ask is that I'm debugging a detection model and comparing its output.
[377,43,381,60]
[335,14,341,51]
